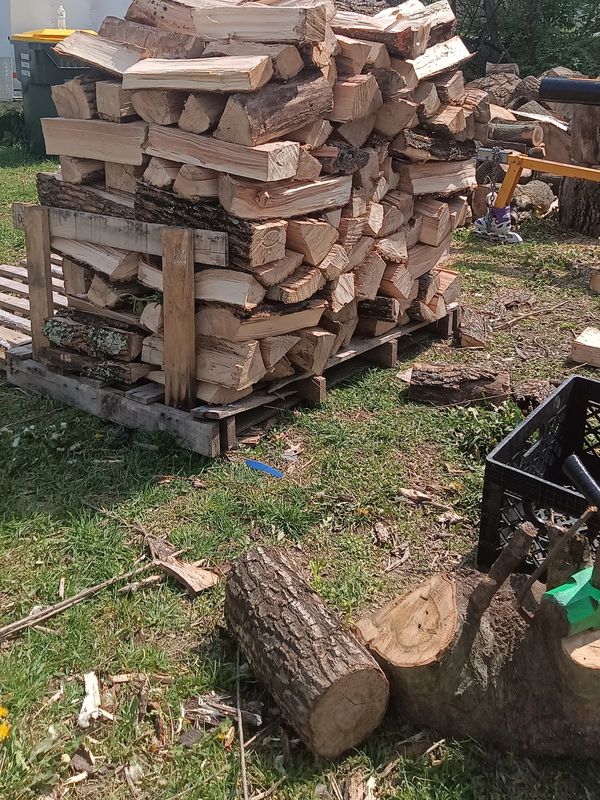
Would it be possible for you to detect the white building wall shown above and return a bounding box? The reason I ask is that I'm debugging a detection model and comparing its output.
[0,1,130,99]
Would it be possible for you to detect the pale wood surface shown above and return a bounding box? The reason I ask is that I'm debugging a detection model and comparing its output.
[145,125,300,181]
[123,56,274,92]
[41,118,148,165]
[23,206,53,358]
[163,227,196,409]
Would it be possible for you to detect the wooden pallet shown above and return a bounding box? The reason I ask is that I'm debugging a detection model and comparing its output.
[0,256,65,365]
[6,306,459,456]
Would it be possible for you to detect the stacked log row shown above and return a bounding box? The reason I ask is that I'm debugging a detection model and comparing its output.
[36,0,475,406]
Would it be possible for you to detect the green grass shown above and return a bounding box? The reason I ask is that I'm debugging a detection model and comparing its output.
[1,143,600,799]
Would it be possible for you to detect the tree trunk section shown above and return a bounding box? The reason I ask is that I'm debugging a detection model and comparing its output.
[37,172,135,220]
[488,122,543,146]
[224,546,389,759]
[559,179,600,238]
[356,567,600,759]
[408,363,511,405]
[571,106,600,165]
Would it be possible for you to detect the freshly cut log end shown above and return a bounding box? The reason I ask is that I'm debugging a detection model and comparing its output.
[225,546,389,759]
[355,574,457,669]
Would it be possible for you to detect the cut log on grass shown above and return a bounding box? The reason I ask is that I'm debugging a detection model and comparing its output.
[203,41,304,81]
[408,363,511,405]
[488,122,543,146]
[131,89,187,125]
[355,553,600,760]
[225,546,389,759]
[99,16,205,59]
[43,314,143,361]
[571,327,600,368]
[559,179,600,238]
[215,74,333,147]
[458,307,491,348]
[53,32,147,76]
[219,174,352,220]
[42,119,148,165]
[96,81,137,122]
[145,125,299,182]
[51,75,98,119]
[126,2,328,45]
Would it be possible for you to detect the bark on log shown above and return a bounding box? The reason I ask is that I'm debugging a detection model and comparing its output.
[135,182,286,267]
[488,122,543,146]
[560,179,600,238]
[37,172,136,220]
[391,129,476,162]
[355,563,600,759]
[225,546,389,759]
[571,106,600,165]
[458,307,491,348]
[408,363,511,405]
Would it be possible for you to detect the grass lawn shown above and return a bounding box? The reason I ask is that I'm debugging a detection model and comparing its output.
[1,142,600,799]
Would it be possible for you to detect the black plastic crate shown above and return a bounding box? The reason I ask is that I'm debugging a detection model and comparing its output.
[478,375,600,570]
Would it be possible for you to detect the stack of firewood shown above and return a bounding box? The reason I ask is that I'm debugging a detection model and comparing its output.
[37,0,477,405]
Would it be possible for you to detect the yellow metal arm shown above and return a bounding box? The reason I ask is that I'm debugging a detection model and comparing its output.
[494,155,600,209]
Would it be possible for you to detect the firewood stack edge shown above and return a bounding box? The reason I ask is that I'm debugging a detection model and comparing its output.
[30,0,478,408]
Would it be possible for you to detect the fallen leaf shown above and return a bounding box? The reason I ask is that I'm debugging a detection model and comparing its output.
[70,744,95,775]
[219,724,236,750]
[179,728,205,748]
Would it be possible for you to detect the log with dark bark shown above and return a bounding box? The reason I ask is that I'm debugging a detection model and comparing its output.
[43,314,143,361]
[312,142,370,174]
[560,179,600,238]
[391,129,476,162]
[37,173,136,220]
[355,550,600,759]
[225,546,389,759]
[408,363,511,405]
[135,182,286,267]
[358,295,401,322]
[42,346,149,385]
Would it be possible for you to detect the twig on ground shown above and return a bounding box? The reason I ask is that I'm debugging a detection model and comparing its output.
[494,300,571,330]
[250,777,285,800]
[236,649,250,800]
[0,562,154,640]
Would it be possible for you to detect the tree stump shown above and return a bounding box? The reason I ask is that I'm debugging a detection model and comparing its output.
[355,567,600,759]
[225,546,389,759]
[560,179,600,238]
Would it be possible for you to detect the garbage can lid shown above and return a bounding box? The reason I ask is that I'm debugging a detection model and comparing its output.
[10,29,96,43]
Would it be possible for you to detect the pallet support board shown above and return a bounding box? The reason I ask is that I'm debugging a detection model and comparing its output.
[6,309,458,456]
[6,356,221,457]
[23,206,53,360]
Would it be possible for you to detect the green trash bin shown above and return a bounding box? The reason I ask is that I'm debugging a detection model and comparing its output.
[10,29,95,156]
